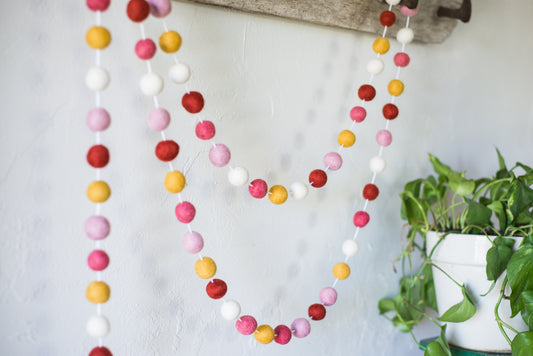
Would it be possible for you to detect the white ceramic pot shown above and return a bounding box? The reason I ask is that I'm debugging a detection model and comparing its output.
[426,231,527,353]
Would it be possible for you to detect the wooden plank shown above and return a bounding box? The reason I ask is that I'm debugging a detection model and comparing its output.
[174,0,462,43]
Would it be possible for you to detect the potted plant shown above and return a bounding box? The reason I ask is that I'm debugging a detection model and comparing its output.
[378,151,533,355]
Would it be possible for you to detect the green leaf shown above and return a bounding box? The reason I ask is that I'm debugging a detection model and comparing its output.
[520,291,533,330]
[508,180,533,225]
[392,315,415,333]
[378,298,396,314]
[449,171,475,197]
[438,285,476,322]
[401,191,428,225]
[429,154,454,180]
[486,237,515,281]
[496,148,507,172]
[507,245,533,317]
[487,200,507,233]
[511,331,533,356]
[425,325,452,356]
[465,199,492,227]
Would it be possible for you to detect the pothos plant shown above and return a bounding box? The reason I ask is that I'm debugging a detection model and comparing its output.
[378,151,533,355]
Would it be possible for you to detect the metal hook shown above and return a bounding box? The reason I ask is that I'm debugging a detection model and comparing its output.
[437,0,472,23]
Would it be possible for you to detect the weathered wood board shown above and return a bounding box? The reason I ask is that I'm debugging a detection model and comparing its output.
[174,0,463,43]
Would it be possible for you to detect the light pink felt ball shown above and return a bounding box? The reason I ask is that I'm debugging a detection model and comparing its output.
[182,231,204,254]
[85,215,110,240]
[319,287,338,306]
[209,144,231,167]
[353,211,370,228]
[135,39,157,60]
[175,202,196,224]
[394,52,410,68]
[400,5,418,17]
[291,318,311,338]
[148,0,171,18]
[87,249,110,271]
[86,108,111,132]
[323,152,343,171]
[148,108,171,131]
[248,179,268,199]
[195,121,216,140]
[376,129,392,147]
[350,106,367,122]
[235,315,257,335]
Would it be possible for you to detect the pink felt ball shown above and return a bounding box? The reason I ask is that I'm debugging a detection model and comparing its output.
[148,108,171,131]
[88,249,110,271]
[248,179,268,199]
[195,121,216,140]
[148,0,171,17]
[182,231,204,254]
[353,211,370,228]
[376,129,392,146]
[87,0,110,11]
[319,287,338,306]
[175,201,196,224]
[135,39,157,60]
[394,52,410,68]
[291,318,311,338]
[235,315,257,335]
[400,5,418,17]
[209,144,231,167]
[323,152,343,171]
[85,215,110,240]
[350,106,367,122]
[274,325,292,345]
[87,108,111,132]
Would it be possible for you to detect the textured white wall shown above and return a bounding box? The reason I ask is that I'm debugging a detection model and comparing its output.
[1,0,532,355]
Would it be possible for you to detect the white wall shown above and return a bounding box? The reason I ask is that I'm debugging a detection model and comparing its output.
[1,0,532,355]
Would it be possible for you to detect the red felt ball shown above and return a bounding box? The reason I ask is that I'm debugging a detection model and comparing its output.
[87,145,110,168]
[89,346,113,356]
[353,211,370,228]
[309,169,327,188]
[127,0,150,22]
[195,120,216,140]
[206,279,227,299]
[274,324,292,345]
[358,84,376,101]
[87,0,111,11]
[380,10,396,27]
[249,179,268,199]
[308,303,326,321]
[182,91,205,114]
[155,140,179,162]
[362,183,380,201]
[383,103,399,120]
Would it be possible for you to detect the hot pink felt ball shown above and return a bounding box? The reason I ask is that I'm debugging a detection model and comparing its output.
[291,318,311,338]
[400,5,418,17]
[87,0,110,11]
[85,215,110,240]
[394,52,410,68]
[353,211,370,228]
[135,39,157,60]
[87,108,111,132]
[248,179,268,199]
[148,0,171,17]
[376,129,392,146]
[319,287,338,306]
[175,201,196,224]
[88,249,110,271]
[350,106,367,122]
[236,315,257,335]
[182,231,204,254]
[274,325,292,345]
[148,108,171,131]
[209,144,231,167]
[323,152,343,171]
[195,121,216,140]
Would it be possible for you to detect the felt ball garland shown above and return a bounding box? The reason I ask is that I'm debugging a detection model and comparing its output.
[85,2,113,354]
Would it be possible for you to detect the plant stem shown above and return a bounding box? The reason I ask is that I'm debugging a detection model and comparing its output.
[409,330,425,350]
[494,277,513,346]
[472,177,512,200]
[430,263,463,288]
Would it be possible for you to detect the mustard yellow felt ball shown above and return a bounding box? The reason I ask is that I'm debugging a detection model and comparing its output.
[388,79,404,96]
[337,130,356,147]
[159,31,182,53]
[255,324,275,344]
[86,26,111,50]
[164,170,186,193]
[195,257,217,279]
[333,262,351,280]
[268,185,288,205]
[372,37,390,55]
[86,281,111,304]
[87,181,111,203]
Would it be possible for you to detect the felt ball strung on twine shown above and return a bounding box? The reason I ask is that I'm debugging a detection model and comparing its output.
[175,201,196,224]
[319,287,338,306]
[309,169,327,188]
[140,72,164,96]
[221,300,241,321]
[366,58,384,75]
[400,5,418,17]
[353,211,370,228]
[87,108,111,132]
[86,281,111,304]
[89,346,113,356]
[372,37,390,55]
[255,325,275,344]
[380,10,396,27]
[332,262,351,280]
[370,156,386,173]
[394,52,410,67]
[87,181,111,203]
[350,106,367,122]
[206,279,227,299]
[87,0,111,12]
[127,0,150,22]
[159,31,182,53]
[86,26,111,50]
[274,325,292,345]
[397,28,415,45]
[290,181,308,200]
[383,103,399,120]
[209,144,231,167]
[85,215,111,240]
[249,179,268,199]
[228,167,249,187]
[86,67,110,92]
[86,315,110,338]
[323,152,342,171]
[376,129,392,147]
[342,239,360,257]
[291,318,311,338]
[88,249,110,271]
[363,183,380,201]
[182,231,204,254]
[155,140,179,161]
[194,257,216,279]
[388,79,404,96]
[308,303,326,321]
[148,0,172,18]
[148,108,171,131]
[164,170,186,193]
[135,39,157,60]
[386,0,401,5]
[182,91,205,114]
[337,130,356,147]
[87,144,110,168]
[358,84,376,101]
[195,120,216,140]
[236,315,258,335]
[268,185,288,205]
[169,63,191,84]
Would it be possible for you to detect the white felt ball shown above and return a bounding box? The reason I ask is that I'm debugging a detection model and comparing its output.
[386,0,401,5]
[86,315,110,338]
[221,300,241,320]
[397,28,414,44]
[169,62,191,84]
[369,156,386,173]
[290,182,308,200]
[342,239,359,257]
[140,72,164,96]
[227,167,249,186]
[366,58,384,75]
[86,67,110,91]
